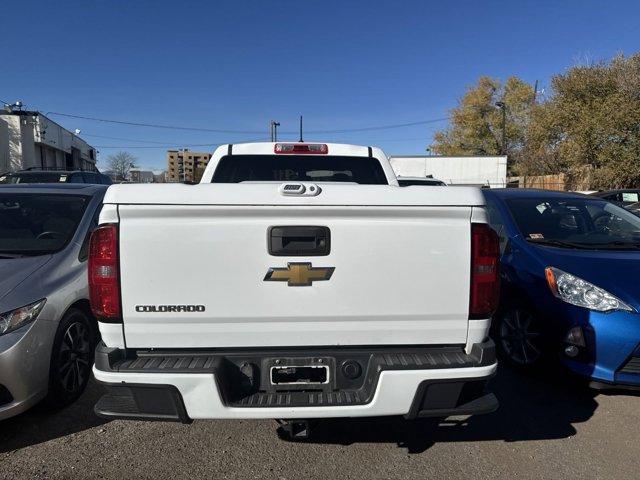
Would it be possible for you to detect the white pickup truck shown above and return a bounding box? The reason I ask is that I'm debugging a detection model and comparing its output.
[90,142,499,436]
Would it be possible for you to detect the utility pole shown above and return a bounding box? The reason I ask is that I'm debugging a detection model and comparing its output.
[495,101,507,155]
[181,148,186,183]
[299,116,303,142]
[270,120,280,142]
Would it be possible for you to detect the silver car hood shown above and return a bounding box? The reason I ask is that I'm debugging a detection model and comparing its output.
[0,256,52,305]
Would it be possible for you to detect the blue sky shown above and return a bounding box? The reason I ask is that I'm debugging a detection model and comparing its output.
[2,0,639,170]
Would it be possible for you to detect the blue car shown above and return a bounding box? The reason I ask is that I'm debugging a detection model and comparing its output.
[483,188,640,389]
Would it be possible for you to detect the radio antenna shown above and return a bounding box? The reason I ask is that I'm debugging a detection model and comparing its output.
[299,115,303,142]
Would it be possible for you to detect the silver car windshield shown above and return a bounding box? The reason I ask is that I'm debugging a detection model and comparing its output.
[0,193,89,255]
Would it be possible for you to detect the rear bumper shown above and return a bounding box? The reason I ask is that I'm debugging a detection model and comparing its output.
[93,341,498,421]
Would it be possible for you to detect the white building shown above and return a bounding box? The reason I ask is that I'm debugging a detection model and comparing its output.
[389,155,507,188]
[0,110,97,173]
[130,169,155,183]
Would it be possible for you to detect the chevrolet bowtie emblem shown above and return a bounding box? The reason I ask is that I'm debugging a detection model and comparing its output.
[264,262,335,287]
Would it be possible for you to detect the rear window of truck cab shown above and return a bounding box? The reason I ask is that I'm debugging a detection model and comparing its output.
[211,155,388,184]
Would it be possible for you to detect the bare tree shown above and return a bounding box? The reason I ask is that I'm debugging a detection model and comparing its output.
[106,151,137,182]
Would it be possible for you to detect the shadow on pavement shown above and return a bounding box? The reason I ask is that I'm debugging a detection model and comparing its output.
[0,379,108,453]
[285,365,600,454]
[2,365,620,455]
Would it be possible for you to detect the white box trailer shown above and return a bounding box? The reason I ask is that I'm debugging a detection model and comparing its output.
[389,155,507,188]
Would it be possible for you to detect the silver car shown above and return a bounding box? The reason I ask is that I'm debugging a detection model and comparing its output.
[0,183,107,420]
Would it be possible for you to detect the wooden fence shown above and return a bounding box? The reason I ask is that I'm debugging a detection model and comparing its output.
[508,168,594,191]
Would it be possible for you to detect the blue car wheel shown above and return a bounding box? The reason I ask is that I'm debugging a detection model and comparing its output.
[494,306,545,368]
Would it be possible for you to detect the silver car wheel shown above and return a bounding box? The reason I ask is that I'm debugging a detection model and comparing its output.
[57,321,92,394]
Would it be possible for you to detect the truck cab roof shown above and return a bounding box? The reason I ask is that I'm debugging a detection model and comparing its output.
[200,142,399,186]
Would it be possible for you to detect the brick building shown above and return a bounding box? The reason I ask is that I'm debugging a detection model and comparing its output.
[166,149,212,183]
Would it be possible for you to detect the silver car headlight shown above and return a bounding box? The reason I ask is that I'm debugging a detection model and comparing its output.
[0,299,47,336]
[545,267,634,313]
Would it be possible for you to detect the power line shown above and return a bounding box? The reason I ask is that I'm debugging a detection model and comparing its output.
[309,118,449,134]
[47,111,449,135]
[83,133,182,144]
[347,136,434,143]
[94,137,268,149]
[95,145,222,149]
[84,133,230,146]
[85,130,438,146]
[47,112,268,134]
[93,136,432,149]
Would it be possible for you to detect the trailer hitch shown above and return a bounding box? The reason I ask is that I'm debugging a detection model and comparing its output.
[276,419,316,440]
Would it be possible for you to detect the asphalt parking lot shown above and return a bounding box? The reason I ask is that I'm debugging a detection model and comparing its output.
[1,366,638,480]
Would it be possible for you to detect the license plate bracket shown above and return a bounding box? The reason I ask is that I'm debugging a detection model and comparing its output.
[271,365,329,385]
[262,357,335,392]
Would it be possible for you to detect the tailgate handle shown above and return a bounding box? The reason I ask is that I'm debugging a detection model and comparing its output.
[268,226,330,256]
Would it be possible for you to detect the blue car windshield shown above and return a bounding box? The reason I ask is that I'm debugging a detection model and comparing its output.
[505,197,640,249]
[0,194,89,256]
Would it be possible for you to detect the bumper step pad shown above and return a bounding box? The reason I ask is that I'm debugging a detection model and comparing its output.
[95,384,191,423]
[233,389,365,407]
[113,349,476,374]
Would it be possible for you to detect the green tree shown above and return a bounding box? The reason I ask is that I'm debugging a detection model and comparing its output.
[524,54,640,188]
[432,76,535,170]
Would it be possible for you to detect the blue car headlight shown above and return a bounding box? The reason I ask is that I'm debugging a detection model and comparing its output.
[545,267,635,313]
[0,299,47,336]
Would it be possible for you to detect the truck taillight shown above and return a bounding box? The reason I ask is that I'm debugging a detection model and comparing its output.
[274,143,328,154]
[89,224,121,322]
[469,223,500,319]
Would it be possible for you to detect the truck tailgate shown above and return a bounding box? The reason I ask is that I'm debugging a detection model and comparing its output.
[117,204,471,348]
